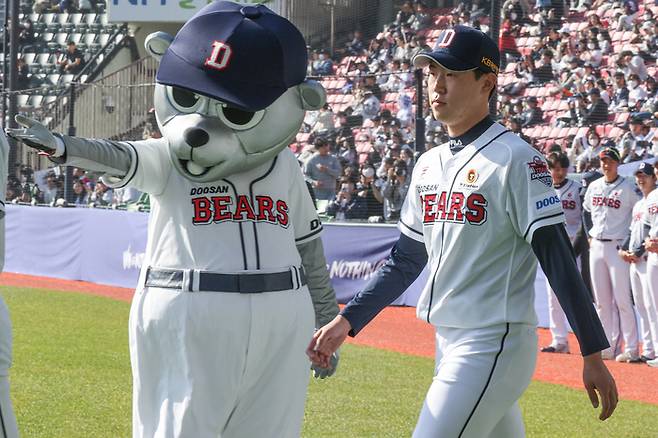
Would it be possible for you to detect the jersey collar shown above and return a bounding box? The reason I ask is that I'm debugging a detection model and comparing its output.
[448,115,495,155]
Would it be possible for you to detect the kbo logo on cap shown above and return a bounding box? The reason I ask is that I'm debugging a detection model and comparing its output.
[205,41,233,71]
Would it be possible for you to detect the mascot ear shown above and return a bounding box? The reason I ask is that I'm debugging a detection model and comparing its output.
[298,80,327,111]
[145,32,174,63]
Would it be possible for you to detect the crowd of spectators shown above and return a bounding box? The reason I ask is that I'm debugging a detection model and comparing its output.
[16,0,658,222]
[5,164,145,210]
[296,0,658,222]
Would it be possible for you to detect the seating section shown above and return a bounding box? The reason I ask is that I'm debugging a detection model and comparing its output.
[14,6,127,112]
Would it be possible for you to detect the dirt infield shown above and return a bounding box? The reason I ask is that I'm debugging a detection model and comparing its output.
[2,272,657,406]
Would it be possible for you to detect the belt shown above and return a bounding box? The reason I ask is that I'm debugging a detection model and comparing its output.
[594,238,613,242]
[144,266,307,293]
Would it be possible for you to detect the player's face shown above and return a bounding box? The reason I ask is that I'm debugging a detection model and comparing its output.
[426,63,494,135]
[635,173,656,195]
[549,164,567,185]
[600,157,619,178]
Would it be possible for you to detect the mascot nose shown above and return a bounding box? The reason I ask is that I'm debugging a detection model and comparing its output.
[184,128,210,148]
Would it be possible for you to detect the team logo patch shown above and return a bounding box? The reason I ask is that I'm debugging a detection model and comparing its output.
[527,156,552,188]
[466,169,478,184]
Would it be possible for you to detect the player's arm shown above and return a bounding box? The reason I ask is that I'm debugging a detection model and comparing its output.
[532,223,617,420]
[532,223,608,355]
[307,233,427,364]
[631,224,650,257]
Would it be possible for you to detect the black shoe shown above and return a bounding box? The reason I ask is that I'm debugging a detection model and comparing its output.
[640,355,656,363]
[541,344,569,354]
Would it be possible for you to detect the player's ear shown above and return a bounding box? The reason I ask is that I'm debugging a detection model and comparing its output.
[298,80,327,111]
[482,73,496,96]
[145,32,174,63]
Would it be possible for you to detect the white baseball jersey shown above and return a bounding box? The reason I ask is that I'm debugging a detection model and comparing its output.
[555,179,582,241]
[399,122,565,328]
[583,176,640,240]
[104,139,322,274]
[630,197,648,251]
[643,188,658,266]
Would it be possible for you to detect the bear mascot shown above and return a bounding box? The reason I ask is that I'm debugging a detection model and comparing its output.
[8,2,339,437]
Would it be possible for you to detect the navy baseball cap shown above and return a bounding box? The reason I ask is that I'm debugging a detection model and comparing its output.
[156,1,307,112]
[412,25,500,75]
[599,146,621,162]
[635,161,655,176]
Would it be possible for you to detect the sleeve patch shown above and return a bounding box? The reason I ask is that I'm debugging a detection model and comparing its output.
[526,156,553,188]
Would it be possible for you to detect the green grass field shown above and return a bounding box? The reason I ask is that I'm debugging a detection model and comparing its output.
[2,286,658,437]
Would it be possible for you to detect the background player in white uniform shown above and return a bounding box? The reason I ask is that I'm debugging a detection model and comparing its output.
[619,162,658,362]
[0,131,19,438]
[642,163,658,368]
[540,152,583,354]
[309,26,617,438]
[8,3,338,437]
[583,147,641,362]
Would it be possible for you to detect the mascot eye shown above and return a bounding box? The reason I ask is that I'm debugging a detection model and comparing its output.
[168,86,201,111]
[217,105,265,131]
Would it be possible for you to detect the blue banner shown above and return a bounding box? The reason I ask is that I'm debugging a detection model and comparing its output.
[3,205,551,327]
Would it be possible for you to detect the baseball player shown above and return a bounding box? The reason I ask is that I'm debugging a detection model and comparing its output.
[0,130,18,438]
[619,162,658,362]
[643,162,658,368]
[540,152,583,354]
[8,3,339,437]
[309,26,617,438]
[583,147,641,362]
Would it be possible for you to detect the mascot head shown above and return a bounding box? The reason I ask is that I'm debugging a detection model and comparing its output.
[144,1,325,182]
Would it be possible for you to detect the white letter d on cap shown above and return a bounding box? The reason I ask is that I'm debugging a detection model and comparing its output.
[205,41,232,71]
[437,29,455,48]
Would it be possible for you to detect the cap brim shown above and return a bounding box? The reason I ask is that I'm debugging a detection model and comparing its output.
[157,49,287,112]
[412,52,478,72]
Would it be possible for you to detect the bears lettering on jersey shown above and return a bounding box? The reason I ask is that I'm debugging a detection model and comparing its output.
[562,200,577,210]
[191,194,289,227]
[591,196,621,209]
[420,191,488,225]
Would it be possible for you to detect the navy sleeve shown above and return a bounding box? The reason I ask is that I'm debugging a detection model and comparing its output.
[632,224,651,257]
[583,209,593,235]
[532,224,609,356]
[340,233,428,336]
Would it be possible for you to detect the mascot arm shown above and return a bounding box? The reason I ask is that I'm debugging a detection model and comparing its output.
[7,114,132,177]
[297,237,339,328]
[51,135,133,178]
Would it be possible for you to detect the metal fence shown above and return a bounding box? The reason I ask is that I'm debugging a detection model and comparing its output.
[11,56,158,170]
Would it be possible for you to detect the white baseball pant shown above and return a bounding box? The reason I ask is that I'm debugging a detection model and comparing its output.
[545,280,569,347]
[630,258,658,358]
[129,285,315,438]
[646,256,658,355]
[0,299,18,438]
[589,239,638,355]
[413,323,537,438]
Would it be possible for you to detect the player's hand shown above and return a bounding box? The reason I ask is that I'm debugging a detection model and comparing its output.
[6,115,58,154]
[583,352,618,421]
[645,237,658,253]
[311,349,339,379]
[306,315,351,369]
